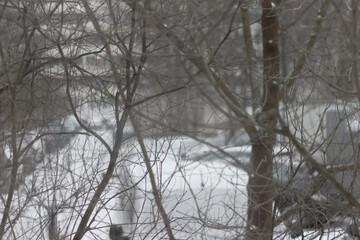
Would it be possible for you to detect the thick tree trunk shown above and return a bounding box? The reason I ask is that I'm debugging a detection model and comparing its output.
[246,138,276,239]
[246,1,280,239]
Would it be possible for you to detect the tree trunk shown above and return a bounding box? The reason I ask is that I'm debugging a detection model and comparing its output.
[246,1,280,239]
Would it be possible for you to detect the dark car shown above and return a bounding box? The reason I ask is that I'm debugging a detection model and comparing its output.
[271,107,360,238]
[197,142,360,238]
[273,159,360,238]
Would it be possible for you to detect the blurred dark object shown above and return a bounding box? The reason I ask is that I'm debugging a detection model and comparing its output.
[346,223,360,238]
[109,225,129,240]
[44,117,79,154]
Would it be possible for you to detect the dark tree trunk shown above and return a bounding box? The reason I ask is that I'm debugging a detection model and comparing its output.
[246,1,280,239]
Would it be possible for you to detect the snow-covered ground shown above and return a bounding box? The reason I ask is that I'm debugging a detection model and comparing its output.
[1,104,357,239]
[2,123,250,239]
[9,133,349,240]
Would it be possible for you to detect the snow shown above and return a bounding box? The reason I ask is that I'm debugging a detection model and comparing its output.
[1,103,355,239]
[126,137,249,239]
[349,118,360,132]
[2,117,249,239]
[2,129,354,239]
[273,224,345,240]
[253,108,261,115]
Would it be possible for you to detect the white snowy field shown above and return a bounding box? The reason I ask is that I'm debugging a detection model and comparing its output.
[0,107,356,239]
[1,128,252,239]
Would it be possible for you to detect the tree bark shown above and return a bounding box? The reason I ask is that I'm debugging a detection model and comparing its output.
[246,1,280,239]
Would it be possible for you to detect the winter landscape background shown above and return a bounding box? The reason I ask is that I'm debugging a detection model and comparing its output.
[1,0,360,239]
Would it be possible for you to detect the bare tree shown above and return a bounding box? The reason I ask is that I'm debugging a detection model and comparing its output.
[3,1,360,240]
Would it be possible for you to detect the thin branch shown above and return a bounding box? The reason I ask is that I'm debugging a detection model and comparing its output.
[278,0,318,36]
[129,112,176,240]
[277,116,360,208]
[124,1,259,139]
[284,0,331,90]
[132,85,187,107]
[241,6,261,110]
